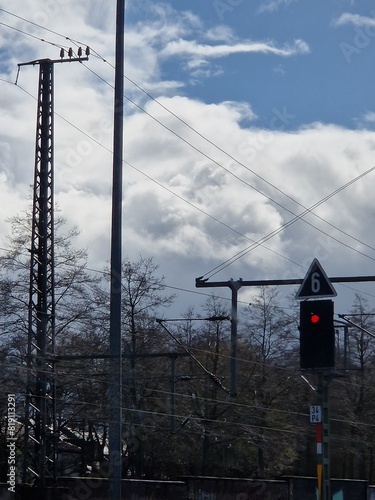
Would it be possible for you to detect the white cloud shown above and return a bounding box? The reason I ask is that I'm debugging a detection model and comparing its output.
[161,38,309,60]
[118,96,375,285]
[362,111,375,123]
[258,0,299,14]
[1,0,375,316]
[334,13,375,28]
[205,25,236,43]
[122,3,309,90]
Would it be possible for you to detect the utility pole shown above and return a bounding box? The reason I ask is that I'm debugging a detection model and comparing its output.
[20,50,88,496]
[109,0,125,498]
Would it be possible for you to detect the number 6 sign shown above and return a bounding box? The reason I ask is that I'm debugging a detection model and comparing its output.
[296,259,337,300]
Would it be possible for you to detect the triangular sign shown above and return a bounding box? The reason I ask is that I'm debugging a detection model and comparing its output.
[296,258,337,300]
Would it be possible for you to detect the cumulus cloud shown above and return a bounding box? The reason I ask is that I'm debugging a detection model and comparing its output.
[120,94,375,284]
[1,0,375,315]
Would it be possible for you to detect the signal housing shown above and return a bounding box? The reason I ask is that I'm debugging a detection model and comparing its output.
[300,299,335,369]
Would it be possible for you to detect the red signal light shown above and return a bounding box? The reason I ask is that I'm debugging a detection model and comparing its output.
[311,314,320,324]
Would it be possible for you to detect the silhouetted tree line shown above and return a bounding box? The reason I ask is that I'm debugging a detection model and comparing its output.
[0,213,374,483]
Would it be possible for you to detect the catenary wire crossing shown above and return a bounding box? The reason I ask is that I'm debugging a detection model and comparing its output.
[3,77,375,300]
[11,73,375,279]
[1,8,375,277]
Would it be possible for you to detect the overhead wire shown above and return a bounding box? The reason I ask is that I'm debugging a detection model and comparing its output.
[101,66,375,276]
[2,232,375,309]
[125,71,375,253]
[4,357,375,440]
[3,307,375,429]
[8,76,305,273]
[1,7,375,380]
[78,51,375,274]
[67,24,375,262]
[0,19,71,52]
[30,59,375,277]
[3,321,375,403]
[1,10,375,462]
[75,67,375,279]
[4,351,375,419]
[202,164,375,279]
[1,10,375,279]
[4,313,375,411]
[3,359,375,445]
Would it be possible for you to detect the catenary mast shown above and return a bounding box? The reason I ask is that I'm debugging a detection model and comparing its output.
[23,59,56,490]
[20,51,88,495]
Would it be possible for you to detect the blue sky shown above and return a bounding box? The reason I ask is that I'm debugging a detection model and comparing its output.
[126,1,375,129]
[1,0,375,317]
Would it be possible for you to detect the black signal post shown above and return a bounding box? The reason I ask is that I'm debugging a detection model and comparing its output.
[298,296,335,500]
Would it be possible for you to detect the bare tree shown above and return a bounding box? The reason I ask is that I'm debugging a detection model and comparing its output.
[332,294,375,480]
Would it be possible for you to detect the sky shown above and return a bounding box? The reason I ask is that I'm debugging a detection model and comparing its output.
[1,0,375,320]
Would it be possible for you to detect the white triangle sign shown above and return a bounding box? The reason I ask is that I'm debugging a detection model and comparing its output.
[296,258,337,300]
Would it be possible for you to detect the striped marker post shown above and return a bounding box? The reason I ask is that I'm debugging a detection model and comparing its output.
[316,421,323,499]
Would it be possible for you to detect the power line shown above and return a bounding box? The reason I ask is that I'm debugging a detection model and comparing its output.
[3,76,305,273]
[1,12,375,277]
[3,361,375,442]
[0,10,368,242]
[201,165,375,279]
[76,66,375,277]
[0,19,70,52]
[15,72,375,279]
[2,10,375,477]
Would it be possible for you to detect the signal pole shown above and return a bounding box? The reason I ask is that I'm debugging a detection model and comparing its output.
[196,259,375,500]
[20,50,88,495]
[317,372,331,500]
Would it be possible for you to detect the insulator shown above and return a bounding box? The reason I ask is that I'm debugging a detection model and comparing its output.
[68,48,73,58]
[85,46,90,56]
[78,47,82,57]
[60,48,64,58]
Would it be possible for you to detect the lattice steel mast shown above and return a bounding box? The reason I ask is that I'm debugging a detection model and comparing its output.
[23,59,56,488]
[20,51,89,490]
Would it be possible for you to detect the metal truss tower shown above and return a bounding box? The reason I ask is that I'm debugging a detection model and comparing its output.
[23,59,56,489]
[20,51,89,492]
